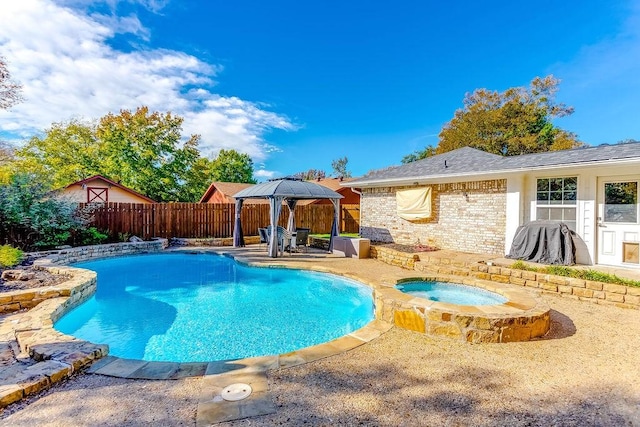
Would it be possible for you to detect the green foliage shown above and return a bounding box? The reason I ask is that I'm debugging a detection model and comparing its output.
[509,260,539,272]
[509,262,640,288]
[544,265,580,278]
[7,107,255,202]
[0,244,23,268]
[404,76,583,162]
[331,156,351,178]
[210,149,257,184]
[0,173,88,250]
[0,141,14,185]
[310,233,360,239]
[96,107,203,202]
[13,119,101,189]
[401,146,436,164]
[74,227,109,246]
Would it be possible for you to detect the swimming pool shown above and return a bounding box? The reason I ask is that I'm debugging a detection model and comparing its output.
[54,253,374,362]
[396,280,508,305]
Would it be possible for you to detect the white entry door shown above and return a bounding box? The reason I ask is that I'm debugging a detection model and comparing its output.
[597,177,640,267]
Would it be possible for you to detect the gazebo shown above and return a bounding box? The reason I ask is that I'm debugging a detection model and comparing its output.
[232,178,343,257]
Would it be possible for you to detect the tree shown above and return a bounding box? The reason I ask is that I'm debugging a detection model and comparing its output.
[292,169,326,181]
[209,149,257,184]
[0,56,23,110]
[401,146,436,164]
[405,76,583,162]
[0,173,105,250]
[331,156,351,178]
[13,119,102,188]
[96,107,203,202]
[0,141,15,184]
[9,107,217,202]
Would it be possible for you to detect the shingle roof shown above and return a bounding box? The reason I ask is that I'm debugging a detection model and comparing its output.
[345,142,640,187]
[296,178,355,205]
[308,177,354,191]
[199,182,269,204]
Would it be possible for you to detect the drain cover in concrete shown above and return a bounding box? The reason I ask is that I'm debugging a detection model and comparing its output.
[221,383,252,401]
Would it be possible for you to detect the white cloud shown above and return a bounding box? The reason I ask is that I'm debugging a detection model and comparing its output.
[0,0,295,164]
[59,0,170,14]
[254,169,278,180]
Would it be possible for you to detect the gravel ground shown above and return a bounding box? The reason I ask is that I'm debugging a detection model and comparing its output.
[1,293,639,427]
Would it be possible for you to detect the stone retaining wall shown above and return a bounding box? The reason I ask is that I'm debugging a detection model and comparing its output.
[471,264,640,310]
[370,246,420,269]
[371,245,640,310]
[32,238,168,266]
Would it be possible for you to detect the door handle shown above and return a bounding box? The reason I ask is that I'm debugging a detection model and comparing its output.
[598,223,607,228]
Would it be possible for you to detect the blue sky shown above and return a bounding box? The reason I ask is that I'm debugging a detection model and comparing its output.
[1,0,639,180]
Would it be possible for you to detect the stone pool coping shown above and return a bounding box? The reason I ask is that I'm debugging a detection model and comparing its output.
[84,319,391,379]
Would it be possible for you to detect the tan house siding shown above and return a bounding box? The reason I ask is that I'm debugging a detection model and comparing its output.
[62,184,148,203]
[360,179,506,255]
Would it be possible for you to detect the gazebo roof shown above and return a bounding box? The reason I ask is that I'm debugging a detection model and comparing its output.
[233,178,343,200]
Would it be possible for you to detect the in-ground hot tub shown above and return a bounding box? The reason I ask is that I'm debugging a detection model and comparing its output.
[396,280,508,306]
[376,277,550,343]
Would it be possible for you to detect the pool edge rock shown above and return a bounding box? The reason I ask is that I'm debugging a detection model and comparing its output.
[0,267,108,408]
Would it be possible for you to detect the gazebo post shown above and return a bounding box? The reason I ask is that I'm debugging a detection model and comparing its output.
[328,198,340,252]
[233,198,245,247]
[286,199,297,233]
[268,196,284,257]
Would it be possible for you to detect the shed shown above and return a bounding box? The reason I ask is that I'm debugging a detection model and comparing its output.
[61,175,155,204]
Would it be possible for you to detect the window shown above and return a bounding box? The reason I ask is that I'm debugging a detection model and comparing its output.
[87,187,108,203]
[536,177,577,230]
[604,181,638,223]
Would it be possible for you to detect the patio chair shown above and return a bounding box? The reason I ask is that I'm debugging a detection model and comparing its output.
[266,226,293,255]
[295,228,310,252]
[258,227,269,249]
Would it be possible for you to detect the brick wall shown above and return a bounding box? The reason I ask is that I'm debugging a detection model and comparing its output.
[360,180,507,255]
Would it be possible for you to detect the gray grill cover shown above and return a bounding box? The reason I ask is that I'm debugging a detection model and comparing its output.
[507,221,576,265]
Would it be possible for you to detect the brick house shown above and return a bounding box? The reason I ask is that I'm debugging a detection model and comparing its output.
[61,175,155,204]
[343,142,640,268]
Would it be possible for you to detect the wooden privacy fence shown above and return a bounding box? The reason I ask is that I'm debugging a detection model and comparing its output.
[79,203,360,240]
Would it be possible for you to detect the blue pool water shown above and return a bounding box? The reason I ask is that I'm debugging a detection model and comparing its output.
[54,253,374,362]
[396,281,507,305]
